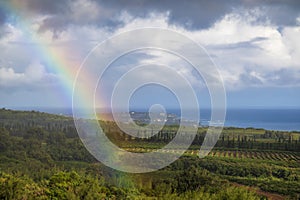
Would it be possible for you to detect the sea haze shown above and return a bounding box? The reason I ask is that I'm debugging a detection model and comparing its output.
[10,107,300,132]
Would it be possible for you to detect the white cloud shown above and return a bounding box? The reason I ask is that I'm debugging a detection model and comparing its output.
[117,12,170,31]
[70,0,102,23]
[0,62,59,91]
[0,67,24,85]
[281,26,300,68]
[175,10,300,89]
[111,10,300,90]
[1,6,300,97]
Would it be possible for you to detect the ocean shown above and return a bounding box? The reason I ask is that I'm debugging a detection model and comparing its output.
[11,107,300,132]
[199,108,300,131]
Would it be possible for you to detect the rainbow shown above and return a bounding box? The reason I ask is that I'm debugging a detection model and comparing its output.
[2,0,139,187]
[1,1,104,109]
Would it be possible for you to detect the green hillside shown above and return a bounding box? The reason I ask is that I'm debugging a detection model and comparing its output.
[0,109,299,199]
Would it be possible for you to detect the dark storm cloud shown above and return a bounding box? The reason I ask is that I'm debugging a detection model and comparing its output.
[0,2,9,37]
[32,0,69,14]
[93,0,300,28]
[32,0,236,35]
[13,0,69,15]
[3,0,300,34]
[0,0,68,23]
[95,0,236,29]
[0,0,69,37]
[38,14,123,38]
[249,0,300,26]
[0,8,6,26]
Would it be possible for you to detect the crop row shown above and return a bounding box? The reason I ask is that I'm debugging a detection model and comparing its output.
[204,150,299,161]
[123,148,300,161]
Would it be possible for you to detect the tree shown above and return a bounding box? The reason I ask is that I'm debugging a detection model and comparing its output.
[0,128,10,152]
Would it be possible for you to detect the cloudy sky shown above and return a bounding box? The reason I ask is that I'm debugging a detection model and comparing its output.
[0,0,300,110]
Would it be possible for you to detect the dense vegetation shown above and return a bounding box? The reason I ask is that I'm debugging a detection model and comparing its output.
[0,108,299,199]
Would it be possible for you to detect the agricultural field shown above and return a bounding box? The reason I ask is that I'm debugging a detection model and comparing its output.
[0,109,299,199]
[123,148,300,162]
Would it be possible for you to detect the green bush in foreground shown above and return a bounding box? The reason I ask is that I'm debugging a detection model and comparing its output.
[0,171,262,200]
